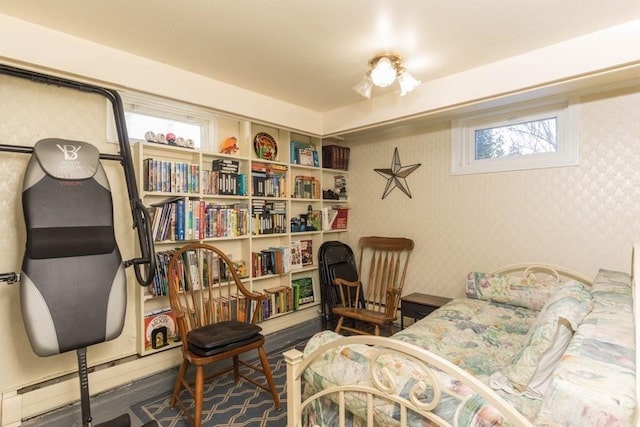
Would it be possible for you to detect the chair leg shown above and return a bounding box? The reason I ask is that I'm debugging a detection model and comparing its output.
[335,317,344,334]
[194,365,204,427]
[232,355,240,382]
[171,360,188,407]
[258,346,281,409]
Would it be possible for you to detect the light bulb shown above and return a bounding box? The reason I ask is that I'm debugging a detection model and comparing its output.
[370,57,397,88]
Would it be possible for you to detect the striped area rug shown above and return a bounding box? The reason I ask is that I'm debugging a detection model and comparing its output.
[131,339,307,427]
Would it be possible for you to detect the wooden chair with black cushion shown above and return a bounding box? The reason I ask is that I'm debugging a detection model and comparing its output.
[166,243,280,427]
[333,236,415,336]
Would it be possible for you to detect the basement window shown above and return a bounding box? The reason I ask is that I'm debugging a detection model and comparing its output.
[108,92,214,150]
[125,111,203,148]
[451,97,579,175]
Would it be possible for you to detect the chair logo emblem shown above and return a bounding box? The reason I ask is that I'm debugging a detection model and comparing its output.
[56,144,82,161]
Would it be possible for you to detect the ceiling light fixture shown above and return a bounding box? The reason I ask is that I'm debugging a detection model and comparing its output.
[353,52,420,99]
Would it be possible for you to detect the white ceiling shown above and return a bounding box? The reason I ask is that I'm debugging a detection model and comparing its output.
[1,0,640,113]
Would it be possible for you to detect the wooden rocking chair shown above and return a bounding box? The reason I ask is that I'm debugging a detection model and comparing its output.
[333,236,415,336]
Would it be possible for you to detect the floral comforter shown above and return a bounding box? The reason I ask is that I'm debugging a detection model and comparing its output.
[302,269,637,426]
[302,299,543,426]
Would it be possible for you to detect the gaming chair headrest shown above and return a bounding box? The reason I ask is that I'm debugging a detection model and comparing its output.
[32,138,101,180]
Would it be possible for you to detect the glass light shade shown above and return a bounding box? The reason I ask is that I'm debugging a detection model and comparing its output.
[353,75,373,99]
[370,57,397,88]
[397,70,420,96]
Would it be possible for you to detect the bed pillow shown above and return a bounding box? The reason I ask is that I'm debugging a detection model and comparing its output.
[490,280,592,398]
[466,271,560,310]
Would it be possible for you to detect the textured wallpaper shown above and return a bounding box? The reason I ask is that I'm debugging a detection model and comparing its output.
[1,72,638,396]
[344,85,640,299]
[0,75,137,389]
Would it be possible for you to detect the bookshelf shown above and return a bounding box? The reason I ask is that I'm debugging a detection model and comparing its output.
[133,118,349,356]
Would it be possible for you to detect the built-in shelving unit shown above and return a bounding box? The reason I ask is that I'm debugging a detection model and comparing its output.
[133,117,349,356]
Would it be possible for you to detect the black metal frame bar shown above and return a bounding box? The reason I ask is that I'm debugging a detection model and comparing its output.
[0,63,155,286]
[0,63,158,427]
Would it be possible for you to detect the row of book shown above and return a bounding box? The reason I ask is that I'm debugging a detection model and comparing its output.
[144,275,315,337]
[204,159,245,196]
[151,197,249,242]
[322,145,350,170]
[293,175,321,199]
[142,155,349,199]
[143,158,200,193]
[251,162,288,197]
[149,248,248,297]
[290,141,320,167]
[255,277,315,321]
[251,239,313,278]
[251,199,287,235]
[202,170,247,196]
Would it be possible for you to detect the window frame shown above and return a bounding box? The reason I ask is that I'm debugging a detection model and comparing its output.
[108,92,215,151]
[451,97,579,175]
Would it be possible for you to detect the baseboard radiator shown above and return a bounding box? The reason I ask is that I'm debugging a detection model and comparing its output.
[1,349,182,427]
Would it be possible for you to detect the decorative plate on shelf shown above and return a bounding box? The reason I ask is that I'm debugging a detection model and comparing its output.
[254,132,278,160]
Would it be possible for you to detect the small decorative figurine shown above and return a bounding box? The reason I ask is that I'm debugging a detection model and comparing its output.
[220,136,239,154]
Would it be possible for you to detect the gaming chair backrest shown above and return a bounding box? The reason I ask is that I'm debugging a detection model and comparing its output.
[20,138,126,356]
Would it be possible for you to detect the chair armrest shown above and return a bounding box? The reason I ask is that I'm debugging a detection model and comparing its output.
[241,289,268,301]
[334,277,361,287]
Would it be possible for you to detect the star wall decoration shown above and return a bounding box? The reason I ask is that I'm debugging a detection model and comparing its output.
[374,147,421,199]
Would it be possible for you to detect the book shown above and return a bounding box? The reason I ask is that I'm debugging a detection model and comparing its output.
[332,207,349,230]
[300,239,313,266]
[334,175,347,199]
[292,277,314,307]
[144,308,179,350]
[298,148,315,166]
[290,240,303,270]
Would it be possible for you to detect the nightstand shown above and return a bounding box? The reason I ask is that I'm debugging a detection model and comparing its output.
[400,293,452,329]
